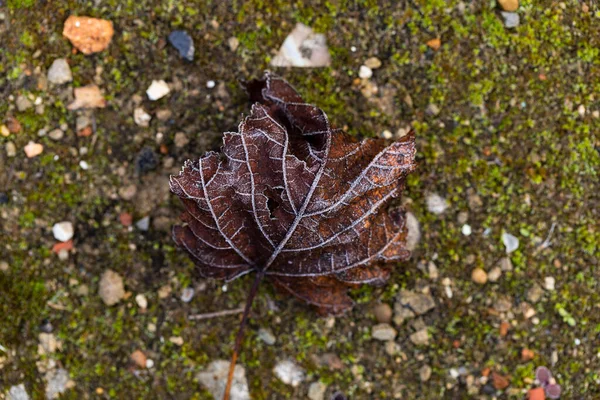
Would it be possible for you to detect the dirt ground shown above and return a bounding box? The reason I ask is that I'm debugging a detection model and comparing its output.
[0,0,599,399]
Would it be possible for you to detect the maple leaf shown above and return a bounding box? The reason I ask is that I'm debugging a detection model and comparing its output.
[170,72,416,398]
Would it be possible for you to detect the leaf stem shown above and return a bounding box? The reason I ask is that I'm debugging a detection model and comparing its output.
[223,271,264,400]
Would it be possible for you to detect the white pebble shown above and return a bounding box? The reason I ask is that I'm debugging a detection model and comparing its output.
[358,65,373,79]
[206,80,216,89]
[544,276,556,291]
[52,221,74,242]
[381,130,392,139]
[79,160,89,170]
[180,287,195,303]
[273,360,305,387]
[146,80,170,101]
[146,359,154,368]
[135,294,148,309]
[350,46,357,52]
[134,107,152,127]
[461,224,472,236]
[426,193,449,214]
[502,232,519,253]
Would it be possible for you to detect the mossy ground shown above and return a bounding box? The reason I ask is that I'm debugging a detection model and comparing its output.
[1,0,599,399]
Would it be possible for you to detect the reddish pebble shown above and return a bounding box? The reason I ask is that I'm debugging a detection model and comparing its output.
[159,144,169,154]
[521,348,535,361]
[500,321,510,337]
[481,367,490,377]
[6,117,22,133]
[52,240,73,253]
[119,212,133,227]
[528,387,545,400]
[130,350,147,368]
[492,371,510,390]
[78,126,93,137]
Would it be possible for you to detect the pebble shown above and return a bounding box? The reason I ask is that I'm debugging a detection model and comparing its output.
[384,340,401,356]
[397,290,435,315]
[197,360,250,400]
[130,350,147,368]
[135,294,148,309]
[67,85,106,110]
[358,65,373,79]
[501,11,520,28]
[16,95,33,112]
[146,80,170,101]
[406,211,421,251]
[544,276,556,291]
[7,384,30,400]
[227,37,240,52]
[364,57,382,69]
[498,0,519,11]
[527,284,544,303]
[461,224,472,236]
[48,129,64,141]
[135,147,158,175]
[271,23,331,67]
[180,287,195,303]
[118,184,137,201]
[381,130,393,139]
[258,328,276,345]
[426,103,440,116]
[168,30,194,61]
[24,141,44,158]
[174,132,190,148]
[499,257,513,271]
[502,232,519,253]
[373,303,392,323]
[0,261,8,271]
[98,269,125,306]
[419,365,432,382]
[6,116,21,133]
[426,193,448,214]
[0,124,9,137]
[62,16,114,54]
[371,323,397,341]
[155,109,172,121]
[76,115,91,131]
[136,216,150,231]
[528,387,545,400]
[471,268,487,284]
[45,368,72,399]
[47,59,73,84]
[169,336,184,346]
[6,142,16,157]
[410,329,429,345]
[134,108,151,127]
[38,333,61,355]
[491,371,510,390]
[206,80,216,89]
[52,221,74,242]
[79,160,89,170]
[487,267,502,282]
[308,381,328,400]
[273,360,305,387]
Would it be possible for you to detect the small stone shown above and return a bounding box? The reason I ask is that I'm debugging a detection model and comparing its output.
[6,117,21,133]
[487,267,502,282]
[426,103,440,116]
[67,85,106,110]
[491,372,510,390]
[527,284,544,303]
[98,269,125,306]
[426,193,448,214]
[358,65,373,79]
[461,224,472,236]
[258,328,276,345]
[393,306,416,326]
[135,294,148,309]
[197,360,250,400]
[174,132,190,148]
[494,297,513,313]
[227,37,240,51]
[52,221,74,242]
[47,59,73,84]
[180,287,195,303]
[118,184,137,201]
[0,261,8,272]
[134,108,151,127]
[38,333,61,355]
[501,11,520,28]
[499,257,513,271]
[528,387,545,400]
[146,359,154,369]
[0,124,9,137]
[146,80,170,101]
[16,95,33,112]
[155,109,172,121]
[6,142,17,157]
[130,350,147,368]
[419,365,432,382]
[427,261,439,280]
[169,336,184,346]
[364,57,382,69]
[206,80,216,89]
[168,30,194,61]
[426,38,441,51]
[308,381,327,400]
[384,340,401,356]
[135,147,158,175]
[471,268,487,284]
[521,348,534,361]
[48,129,64,141]
[7,384,30,400]
[544,276,556,291]
[136,216,150,231]
[498,0,519,11]
[371,323,397,341]
[76,115,91,131]
[381,130,393,139]
[63,16,114,54]
[158,285,172,299]
[405,212,420,251]
[45,368,71,399]
[24,141,44,158]
[502,232,519,253]
[398,290,436,315]
[271,23,331,67]
[373,303,393,323]
[273,360,305,387]
[79,160,89,170]
[410,328,429,345]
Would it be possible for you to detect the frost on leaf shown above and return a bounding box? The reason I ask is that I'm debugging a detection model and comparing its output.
[170,72,416,315]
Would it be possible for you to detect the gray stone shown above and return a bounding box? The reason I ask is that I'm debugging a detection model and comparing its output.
[7,384,30,400]
[527,284,544,303]
[499,257,513,271]
[404,211,420,251]
[168,30,195,61]
[16,95,33,112]
[308,381,327,400]
[258,328,276,345]
[397,290,435,315]
[197,360,250,400]
[419,365,432,382]
[393,306,415,326]
[410,329,429,345]
[426,103,440,116]
[135,216,150,231]
[426,193,448,214]
[487,267,502,282]
[48,129,64,141]
[501,11,520,28]
[502,232,519,253]
[371,323,397,341]
[47,59,73,85]
[271,23,331,67]
[45,368,70,399]
[273,359,305,387]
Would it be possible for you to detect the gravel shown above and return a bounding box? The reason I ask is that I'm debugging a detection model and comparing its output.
[426,193,449,214]
[197,360,250,400]
[257,327,276,345]
[168,30,195,61]
[502,232,519,253]
[98,269,125,306]
[273,359,305,387]
[308,381,328,400]
[397,290,435,315]
[47,58,72,84]
[52,221,74,242]
[146,80,170,101]
[371,323,397,341]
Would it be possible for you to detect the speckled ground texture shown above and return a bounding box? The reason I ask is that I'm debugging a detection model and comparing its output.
[0,0,599,399]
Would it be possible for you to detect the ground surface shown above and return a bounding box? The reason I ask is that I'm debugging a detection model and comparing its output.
[1,0,599,399]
